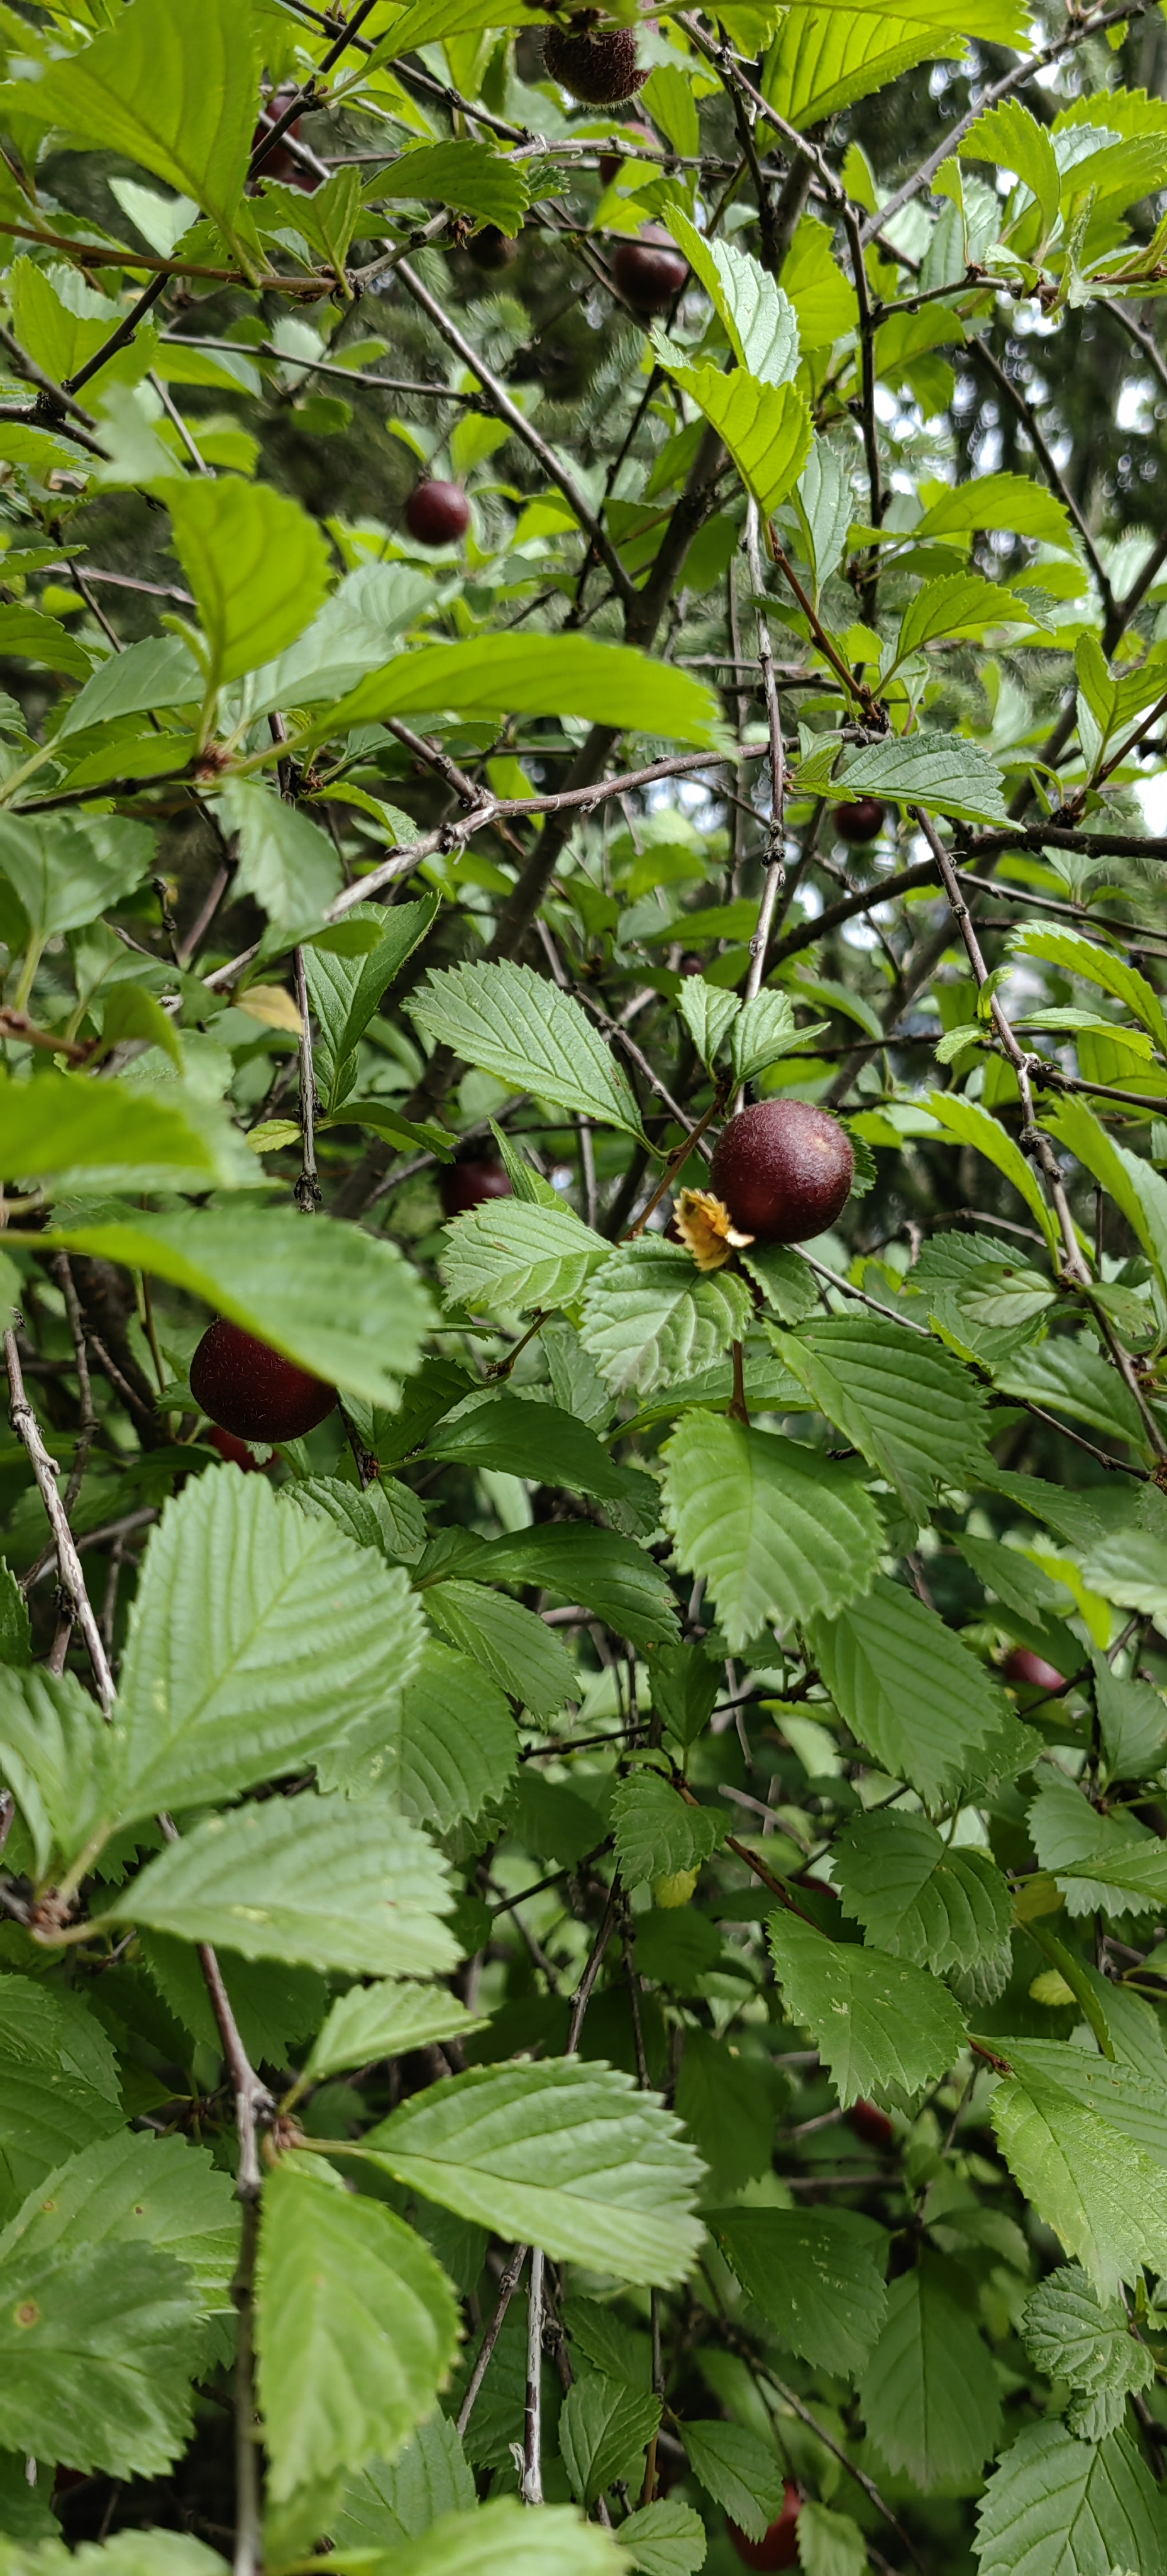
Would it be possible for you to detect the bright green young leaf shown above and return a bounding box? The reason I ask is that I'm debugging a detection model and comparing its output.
[665,209,800,388]
[767,1913,966,2109]
[411,962,642,1135]
[834,730,1010,825]
[961,99,1061,238]
[893,572,1040,665]
[924,1091,1060,1252]
[326,636,725,750]
[675,974,739,1068]
[0,604,92,679]
[0,810,150,937]
[914,470,1078,553]
[305,1984,489,2087]
[650,342,813,518]
[167,480,331,689]
[1009,919,1167,1055]
[326,2498,628,2576]
[0,1069,252,1194]
[361,2060,706,2285]
[709,2204,888,2375]
[24,0,257,250]
[660,1410,883,1653]
[375,141,528,235]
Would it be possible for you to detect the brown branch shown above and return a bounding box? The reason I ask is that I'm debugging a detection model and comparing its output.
[4,1330,114,1706]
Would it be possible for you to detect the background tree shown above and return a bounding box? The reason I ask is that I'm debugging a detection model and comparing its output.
[4,2,1167,2573]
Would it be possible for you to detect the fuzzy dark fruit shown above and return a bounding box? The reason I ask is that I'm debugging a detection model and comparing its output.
[832,796,885,845]
[405,480,471,547]
[543,18,646,103]
[728,2488,802,2569]
[440,1153,514,1218]
[599,119,655,185]
[251,90,316,191]
[709,1099,854,1245]
[207,1424,267,1474]
[612,231,688,315]
[1004,1646,1068,1694]
[191,1319,336,1446]
[467,225,518,270]
[848,2097,895,2150]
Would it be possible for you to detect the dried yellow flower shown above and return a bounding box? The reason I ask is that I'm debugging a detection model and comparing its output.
[673,1186,755,1274]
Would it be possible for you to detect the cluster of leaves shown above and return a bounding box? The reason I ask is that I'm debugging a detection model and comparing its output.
[7,0,1167,2572]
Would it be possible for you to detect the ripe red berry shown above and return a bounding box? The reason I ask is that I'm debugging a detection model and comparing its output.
[832,797,885,845]
[1004,1646,1068,1694]
[252,90,317,190]
[191,1319,336,1446]
[439,1155,514,1218]
[207,1423,267,1474]
[599,120,655,186]
[405,480,471,547]
[709,1099,855,1246]
[728,2488,802,2569]
[612,231,689,316]
[467,225,518,270]
[543,19,646,103]
[847,2097,895,2150]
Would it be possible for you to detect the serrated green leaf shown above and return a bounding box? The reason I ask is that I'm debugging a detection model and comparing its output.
[361,2059,706,2285]
[468,1525,680,1653]
[425,1579,573,1720]
[0,1980,122,2224]
[411,962,641,1135]
[1093,1650,1167,1779]
[560,2370,661,2507]
[0,2231,202,2480]
[324,2497,628,2576]
[23,0,257,250]
[425,1394,644,1513]
[811,1575,1017,1806]
[168,479,331,689]
[665,209,800,388]
[611,1770,724,1886]
[0,1069,252,1195]
[741,1243,819,1324]
[616,2500,707,2576]
[915,470,1077,553]
[1023,2265,1154,2440]
[676,974,739,1068]
[893,572,1038,667]
[115,1792,458,1978]
[771,1314,990,1522]
[305,898,439,1106]
[580,1240,752,1398]
[1028,1778,1164,1919]
[218,776,341,934]
[323,1636,517,1821]
[731,990,809,1083]
[375,140,527,233]
[256,2158,460,2501]
[989,2041,1167,2296]
[0,2129,238,2315]
[1046,1093,1167,1291]
[973,2420,1167,2576]
[710,2204,888,2375]
[766,1914,965,2109]
[835,731,1010,825]
[649,344,812,518]
[660,1410,883,1654]
[324,636,724,753]
[963,99,1061,236]
[441,1197,611,1316]
[1010,919,1167,1057]
[859,2253,1000,2493]
[306,1983,489,2085]
[333,2414,476,2550]
[680,2421,787,2545]
[832,1810,1012,1981]
[0,810,149,938]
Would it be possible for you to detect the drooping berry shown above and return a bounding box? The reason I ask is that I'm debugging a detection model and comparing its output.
[847,2097,895,2150]
[439,1153,514,1218]
[728,2487,802,2570]
[709,1099,854,1246]
[404,480,471,547]
[191,1319,336,1445]
[612,230,689,316]
[832,797,885,845]
[1005,1646,1068,1694]
[543,18,646,103]
[467,225,519,270]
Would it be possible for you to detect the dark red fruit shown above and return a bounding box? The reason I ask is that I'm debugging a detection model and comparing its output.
[207,1423,267,1473]
[709,1099,855,1246]
[729,2488,802,2569]
[439,1154,514,1218]
[543,19,646,103]
[848,2097,895,2150]
[833,797,885,845]
[1005,1646,1068,1694]
[612,230,689,316]
[599,120,655,186]
[467,225,518,270]
[252,90,317,191]
[191,1319,336,1445]
[405,480,471,547]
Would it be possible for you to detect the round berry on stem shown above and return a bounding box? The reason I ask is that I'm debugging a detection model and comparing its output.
[612,230,689,316]
[191,1319,336,1446]
[1004,1646,1068,1694]
[847,2097,895,2150]
[543,17,646,103]
[728,2487,802,2569]
[439,1152,514,1218]
[709,1099,854,1246]
[207,1423,268,1474]
[251,91,317,191]
[404,480,470,547]
[832,796,885,845]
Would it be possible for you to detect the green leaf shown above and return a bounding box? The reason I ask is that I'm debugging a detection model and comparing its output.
[731,991,810,1084]
[25,0,257,250]
[410,962,642,1135]
[324,2498,626,2576]
[0,1069,253,1195]
[1023,2265,1154,2440]
[256,2158,460,2501]
[60,635,201,738]
[580,1240,753,1398]
[915,470,1077,555]
[832,1810,1012,1983]
[424,1580,573,1720]
[43,1204,434,1410]
[559,2370,661,2506]
[676,974,739,1069]
[0,2233,202,2480]
[0,810,150,938]
[116,1790,458,1979]
[0,605,91,680]
[710,2204,888,2375]
[741,1243,819,1325]
[766,1914,965,2109]
[1093,1651,1167,1779]
[680,2421,787,2545]
[675,2028,777,2193]
[811,1575,1017,1806]
[665,209,800,387]
[0,2129,238,2315]
[962,99,1061,236]
[616,2501,707,2576]
[469,1525,681,1654]
[1027,1777,1165,1919]
[894,572,1039,664]
[660,1411,883,1654]
[305,899,439,1106]
[0,2538,224,2576]
[333,2415,476,2548]
[167,480,331,689]
[101,978,183,1069]
[141,1935,326,2076]
[441,1199,611,1318]
[0,1667,118,1882]
[973,2421,1167,2576]
[305,1982,489,2085]
[425,1395,646,1513]
[362,2059,706,2285]
[989,2041,1167,2295]
[327,636,725,752]
[771,1315,989,1522]
[766,6,983,131]
[0,1980,121,2223]
[834,731,1010,826]
[611,1770,724,1886]
[109,1469,425,1826]
[218,777,341,934]
[1010,919,1167,1056]
[795,2502,867,2576]
[995,1338,1148,1450]
[649,342,813,517]
[859,2254,1001,2494]
[1046,1093,1167,1290]
[375,140,527,233]
[324,1637,518,1823]
[258,167,364,284]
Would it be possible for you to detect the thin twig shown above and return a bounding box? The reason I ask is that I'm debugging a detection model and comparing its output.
[4,1330,114,1706]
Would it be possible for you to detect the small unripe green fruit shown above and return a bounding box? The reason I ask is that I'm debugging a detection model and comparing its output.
[652,1867,700,1909]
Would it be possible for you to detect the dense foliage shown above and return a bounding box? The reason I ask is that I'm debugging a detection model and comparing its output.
[8,0,1167,2570]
